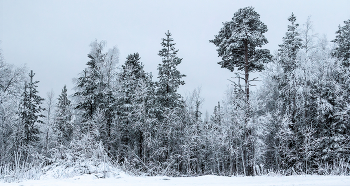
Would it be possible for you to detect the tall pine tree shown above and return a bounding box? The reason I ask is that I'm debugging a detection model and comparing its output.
[210,6,272,176]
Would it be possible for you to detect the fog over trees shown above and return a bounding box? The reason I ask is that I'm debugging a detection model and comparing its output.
[0,6,350,180]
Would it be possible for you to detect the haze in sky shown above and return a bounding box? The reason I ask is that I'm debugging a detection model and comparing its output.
[1,0,350,114]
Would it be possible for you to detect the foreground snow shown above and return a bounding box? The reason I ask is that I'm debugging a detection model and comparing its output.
[2,174,350,186]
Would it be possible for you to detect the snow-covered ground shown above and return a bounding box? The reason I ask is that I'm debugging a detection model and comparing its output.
[2,174,350,186]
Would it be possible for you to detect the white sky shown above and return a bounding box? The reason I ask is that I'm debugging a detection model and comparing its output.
[0,0,350,114]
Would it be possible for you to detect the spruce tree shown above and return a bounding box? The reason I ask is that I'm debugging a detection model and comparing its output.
[156,30,186,112]
[278,13,302,73]
[54,85,72,145]
[332,19,350,67]
[117,53,150,162]
[210,102,222,127]
[154,30,186,167]
[73,40,119,156]
[74,41,106,134]
[277,13,302,124]
[275,13,303,170]
[20,70,45,147]
[210,6,272,175]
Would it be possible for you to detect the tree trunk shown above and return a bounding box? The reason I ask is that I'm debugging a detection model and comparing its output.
[45,130,49,156]
[241,144,246,176]
[244,41,249,104]
[243,39,254,176]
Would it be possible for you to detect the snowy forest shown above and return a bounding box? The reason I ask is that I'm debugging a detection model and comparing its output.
[1,6,350,181]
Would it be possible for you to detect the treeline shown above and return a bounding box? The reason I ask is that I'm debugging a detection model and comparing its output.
[0,7,350,177]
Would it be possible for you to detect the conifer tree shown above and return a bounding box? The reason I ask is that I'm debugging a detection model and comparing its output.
[73,40,119,157]
[330,19,350,163]
[278,13,302,74]
[154,31,186,167]
[210,102,222,127]
[332,19,350,67]
[275,13,303,170]
[156,30,186,112]
[20,70,45,147]
[117,53,150,162]
[210,6,272,175]
[210,6,271,105]
[74,41,106,134]
[54,85,72,145]
[277,13,302,125]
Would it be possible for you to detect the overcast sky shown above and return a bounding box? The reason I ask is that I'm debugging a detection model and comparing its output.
[1,0,350,114]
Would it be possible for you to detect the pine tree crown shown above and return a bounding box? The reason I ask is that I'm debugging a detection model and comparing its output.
[210,6,272,72]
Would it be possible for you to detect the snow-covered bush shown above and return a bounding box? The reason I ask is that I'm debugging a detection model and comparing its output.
[42,134,120,179]
[0,151,44,182]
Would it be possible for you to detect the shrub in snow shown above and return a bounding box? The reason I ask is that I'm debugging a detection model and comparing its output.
[42,134,120,179]
[0,151,44,182]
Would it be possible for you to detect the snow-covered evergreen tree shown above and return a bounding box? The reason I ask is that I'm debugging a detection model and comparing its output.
[116,53,151,163]
[151,31,187,172]
[54,85,72,146]
[74,41,106,124]
[210,6,272,176]
[19,70,45,150]
[73,41,119,138]
[278,13,302,73]
[156,30,186,112]
[73,40,119,158]
[332,19,350,67]
[209,6,272,102]
[275,13,303,171]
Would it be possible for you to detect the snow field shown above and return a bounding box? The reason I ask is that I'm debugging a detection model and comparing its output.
[2,175,350,186]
